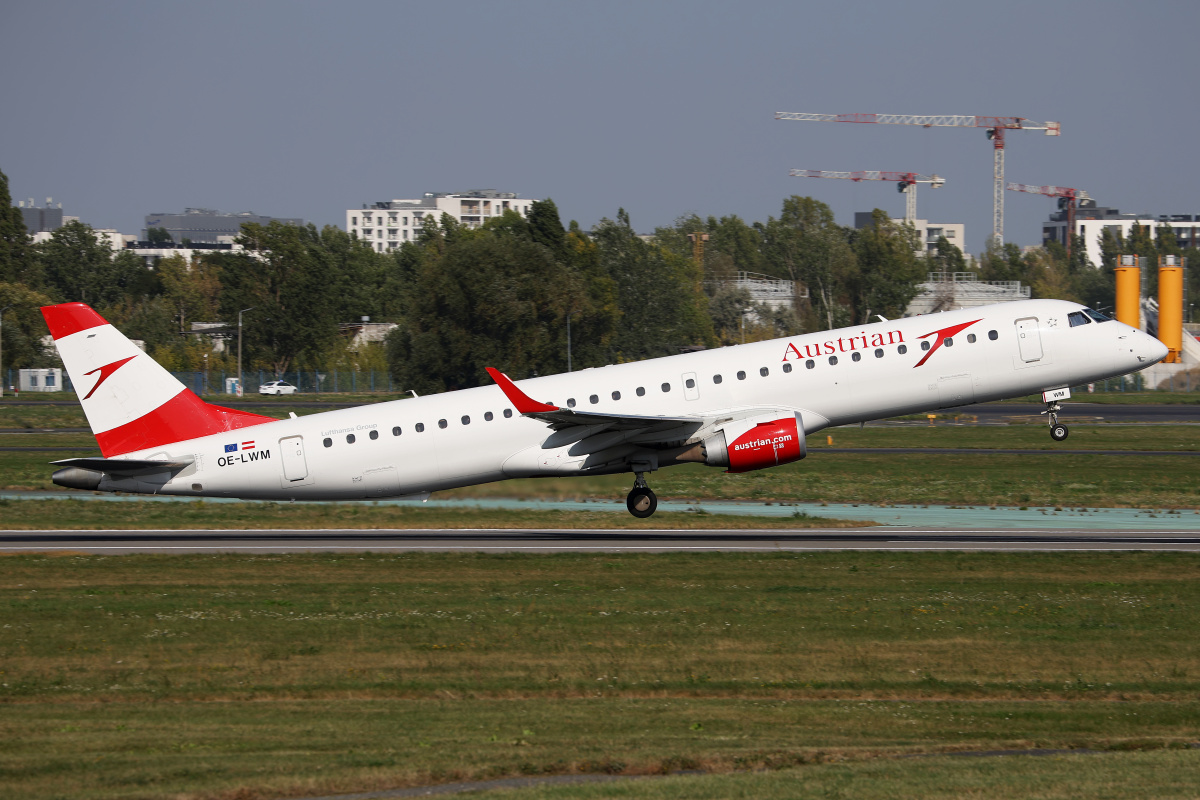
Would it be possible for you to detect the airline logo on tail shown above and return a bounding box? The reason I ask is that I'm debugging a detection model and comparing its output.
[82,355,137,400]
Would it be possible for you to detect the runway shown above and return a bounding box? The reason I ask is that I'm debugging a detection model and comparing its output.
[4,528,1200,553]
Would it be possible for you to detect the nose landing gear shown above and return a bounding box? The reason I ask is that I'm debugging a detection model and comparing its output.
[1042,401,1069,441]
[626,472,658,518]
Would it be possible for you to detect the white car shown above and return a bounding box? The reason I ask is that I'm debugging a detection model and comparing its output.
[258,380,298,396]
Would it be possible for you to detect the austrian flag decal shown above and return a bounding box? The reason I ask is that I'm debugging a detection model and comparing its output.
[224,441,257,453]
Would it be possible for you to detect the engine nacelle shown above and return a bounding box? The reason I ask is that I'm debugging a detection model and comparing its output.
[678,412,806,473]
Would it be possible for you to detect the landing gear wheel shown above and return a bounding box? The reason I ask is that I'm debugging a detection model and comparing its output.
[1041,399,1067,443]
[627,487,657,518]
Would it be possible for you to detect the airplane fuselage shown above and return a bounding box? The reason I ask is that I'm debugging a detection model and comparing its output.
[76,299,1163,501]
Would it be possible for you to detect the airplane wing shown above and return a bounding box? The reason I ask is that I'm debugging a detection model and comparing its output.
[485,367,706,449]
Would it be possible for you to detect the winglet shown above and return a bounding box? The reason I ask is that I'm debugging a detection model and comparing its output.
[485,367,558,414]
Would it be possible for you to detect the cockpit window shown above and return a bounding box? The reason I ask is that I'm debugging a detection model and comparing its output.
[1083,308,1113,323]
[1067,311,1091,327]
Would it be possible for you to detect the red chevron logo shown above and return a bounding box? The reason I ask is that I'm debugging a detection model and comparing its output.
[83,355,136,400]
[913,319,981,368]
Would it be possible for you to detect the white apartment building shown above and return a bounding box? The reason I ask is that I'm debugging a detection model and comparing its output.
[1043,200,1200,267]
[854,212,966,257]
[346,190,536,252]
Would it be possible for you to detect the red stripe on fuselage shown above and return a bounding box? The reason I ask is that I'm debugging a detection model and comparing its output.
[94,390,275,457]
[40,303,109,340]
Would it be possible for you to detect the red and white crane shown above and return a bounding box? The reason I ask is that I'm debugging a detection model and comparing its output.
[1006,183,1090,260]
[775,112,1061,243]
[789,170,944,223]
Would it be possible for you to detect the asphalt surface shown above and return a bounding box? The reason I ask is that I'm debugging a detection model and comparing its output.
[4,528,1200,554]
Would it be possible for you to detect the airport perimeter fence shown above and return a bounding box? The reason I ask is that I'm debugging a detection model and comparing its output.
[5,369,1200,396]
[7,370,398,396]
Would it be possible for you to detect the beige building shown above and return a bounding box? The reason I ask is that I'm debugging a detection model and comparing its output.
[346,191,536,252]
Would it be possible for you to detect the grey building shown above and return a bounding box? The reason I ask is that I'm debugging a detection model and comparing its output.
[18,202,64,233]
[142,208,304,244]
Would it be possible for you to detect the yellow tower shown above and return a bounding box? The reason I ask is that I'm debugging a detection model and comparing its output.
[1114,255,1141,329]
[1157,255,1184,364]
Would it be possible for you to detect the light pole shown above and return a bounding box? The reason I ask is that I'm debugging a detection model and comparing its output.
[566,313,572,372]
[238,307,254,396]
[0,305,10,397]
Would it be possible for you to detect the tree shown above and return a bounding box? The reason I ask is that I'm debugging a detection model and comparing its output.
[590,210,713,361]
[928,236,968,273]
[0,169,31,285]
[146,226,173,246]
[36,221,146,306]
[386,229,580,393]
[221,222,341,376]
[0,282,54,372]
[846,210,924,324]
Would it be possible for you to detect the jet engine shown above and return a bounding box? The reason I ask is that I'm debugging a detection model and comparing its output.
[677,411,806,473]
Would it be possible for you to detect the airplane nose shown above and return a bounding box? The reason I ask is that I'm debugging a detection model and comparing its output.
[1142,332,1169,365]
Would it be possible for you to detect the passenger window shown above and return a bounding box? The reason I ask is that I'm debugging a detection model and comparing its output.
[759,367,769,377]
[461,415,470,425]
[661,382,671,392]
[898,344,907,354]
[828,356,838,365]
[782,363,792,374]
[988,330,998,340]
[636,387,646,397]
[1068,311,1090,327]
[484,412,493,421]
[323,437,332,448]
[921,341,931,351]
[589,395,599,404]
[503,409,513,418]
[851,352,861,362]
[392,426,402,436]
[612,391,621,400]
[967,334,977,343]
[567,398,576,408]
[944,337,954,347]
[805,359,815,369]
[438,419,448,429]
[416,423,425,432]
[685,378,695,389]
[737,371,746,380]
[369,429,379,440]
[713,374,723,384]
[346,433,356,444]
[875,348,884,358]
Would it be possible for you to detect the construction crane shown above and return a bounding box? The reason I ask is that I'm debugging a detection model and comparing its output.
[775,112,1061,243]
[1006,183,1090,261]
[789,170,944,223]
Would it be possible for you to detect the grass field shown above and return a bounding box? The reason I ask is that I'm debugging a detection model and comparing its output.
[3,424,1200,509]
[1,551,1198,799]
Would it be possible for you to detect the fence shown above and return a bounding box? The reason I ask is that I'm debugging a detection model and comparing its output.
[3,368,397,396]
[4,368,1199,396]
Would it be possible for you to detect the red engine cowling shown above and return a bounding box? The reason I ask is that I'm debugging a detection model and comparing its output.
[682,412,806,473]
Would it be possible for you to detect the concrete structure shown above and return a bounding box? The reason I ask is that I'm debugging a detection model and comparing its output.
[18,368,62,392]
[904,272,1030,317]
[124,241,246,268]
[855,212,966,257]
[347,191,536,252]
[142,208,303,244]
[1043,200,1200,267]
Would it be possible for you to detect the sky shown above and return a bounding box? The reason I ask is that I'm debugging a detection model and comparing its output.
[2,0,1197,257]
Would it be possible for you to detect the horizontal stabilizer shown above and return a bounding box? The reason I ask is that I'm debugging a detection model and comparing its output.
[51,456,195,474]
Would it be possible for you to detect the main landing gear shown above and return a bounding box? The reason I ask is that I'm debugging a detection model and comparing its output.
[1042,400,1069,442]
[627,472,658,518]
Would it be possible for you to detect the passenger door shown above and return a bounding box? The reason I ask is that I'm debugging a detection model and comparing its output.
[278,436,310,484]
[1015,317,1043,362]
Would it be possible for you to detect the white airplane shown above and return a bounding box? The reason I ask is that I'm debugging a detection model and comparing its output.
[43,299,1166,517]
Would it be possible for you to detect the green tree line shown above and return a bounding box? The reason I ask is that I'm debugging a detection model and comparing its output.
[7,166,1192,390]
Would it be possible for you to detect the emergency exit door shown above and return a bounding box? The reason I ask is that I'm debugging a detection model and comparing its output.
[1015,317,1043,362]
[279,436,308,482]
